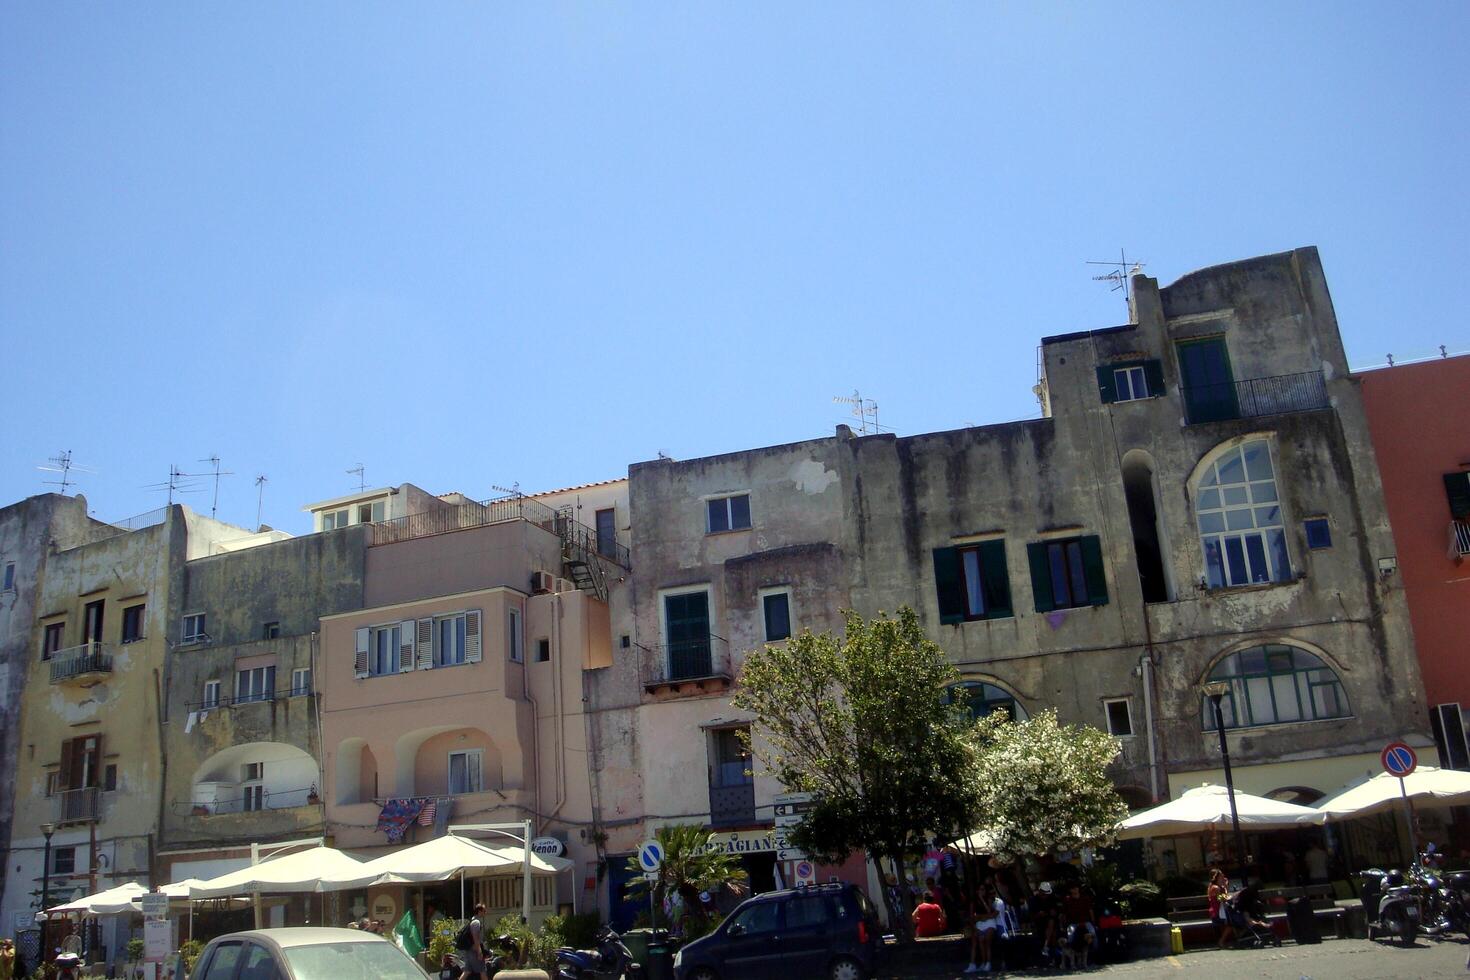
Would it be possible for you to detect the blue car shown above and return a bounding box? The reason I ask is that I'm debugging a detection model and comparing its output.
[673,882,883,980]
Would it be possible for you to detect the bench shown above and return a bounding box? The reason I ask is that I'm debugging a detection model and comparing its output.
[1167,884,1348,945]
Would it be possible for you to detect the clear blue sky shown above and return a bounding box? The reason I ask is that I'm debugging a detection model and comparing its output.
[3,3,1465,533]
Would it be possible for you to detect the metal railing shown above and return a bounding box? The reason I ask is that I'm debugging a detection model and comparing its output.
[1182,370,1329,424]
[187,686,314,712]
[369,494,559,546]
[559,512,631,569]
[180,785,318,816]
[709,782,756,828]
[1454,521,1470,557]
[48,643,113,684]
[645,635,733,686]
[57,787,99,824]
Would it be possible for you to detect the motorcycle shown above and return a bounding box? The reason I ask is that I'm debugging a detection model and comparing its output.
[554,925,637,980]
[437,932,524,979]
[53,950,83,980]
[1360,868,1422,946]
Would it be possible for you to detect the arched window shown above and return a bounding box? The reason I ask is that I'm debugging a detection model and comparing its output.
[950,681,1028,722]
[1265,786,1323,806]
[1202,645,1349,730]
[1196,440,1292,588]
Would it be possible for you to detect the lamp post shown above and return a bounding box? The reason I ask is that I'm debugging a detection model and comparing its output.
[39,822,56,915]
[1201,682,1248,876]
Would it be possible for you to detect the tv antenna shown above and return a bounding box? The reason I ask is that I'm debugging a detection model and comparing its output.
[1087,249,1146,312]
[194,455,234,519]
[347,464,366,493]
[492,482,523,499]
[833,390,880,435]
[144,465,203,505]
[254,475,268,529]
[38,450,95,495]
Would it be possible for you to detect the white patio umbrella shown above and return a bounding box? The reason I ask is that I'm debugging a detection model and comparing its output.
[1315,765,1470,820]
[47,881,149,915]
[185,845,365,898]
[1116,783,1321,839]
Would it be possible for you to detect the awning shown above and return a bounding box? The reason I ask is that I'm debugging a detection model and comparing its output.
[184,846,366,898]
[47,882,148,915]
[317,833,571,891]
[1315,765,1470,820]
[1116,784,1320,839]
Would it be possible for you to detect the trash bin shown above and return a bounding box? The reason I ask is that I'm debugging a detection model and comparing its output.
[1286,896,1322,944]
[643,940,673,980]
[622,928,652,966]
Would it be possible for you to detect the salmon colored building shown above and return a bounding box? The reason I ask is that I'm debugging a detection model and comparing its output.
[1360,355,1470,768]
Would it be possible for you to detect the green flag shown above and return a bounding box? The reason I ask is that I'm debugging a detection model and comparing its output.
[393,909,424,959]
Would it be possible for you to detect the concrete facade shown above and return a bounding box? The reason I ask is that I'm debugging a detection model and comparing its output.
[1359,355,1470,767]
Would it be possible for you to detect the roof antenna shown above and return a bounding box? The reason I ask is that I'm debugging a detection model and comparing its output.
[255,475,269,529]
[38,450,95,495]
[1087,248,1146,314]
[347,464,366,493]
[492,482,523,499]
[144,465,203,505]
[194,455,234,519]
[833,389,880,434]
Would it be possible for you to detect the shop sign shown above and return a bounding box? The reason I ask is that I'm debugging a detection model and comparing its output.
[705,829,779,855]
[144,919,171,961]
[371,894,397,922]
[531,836,566,857]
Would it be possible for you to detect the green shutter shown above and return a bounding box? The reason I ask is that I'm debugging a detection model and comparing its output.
[1080,535,1110,606]
[932,548,965,625]
[1445,472,1470,519]
[1142,359,1165,398]
[1027,542,1055,613]
[1096,366,1118,404]
[978,539,1012,619]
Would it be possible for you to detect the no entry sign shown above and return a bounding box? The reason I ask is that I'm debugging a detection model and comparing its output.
[1381,742,1418,778]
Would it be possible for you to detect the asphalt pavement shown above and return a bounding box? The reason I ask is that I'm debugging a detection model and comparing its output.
[876,936,1470,979]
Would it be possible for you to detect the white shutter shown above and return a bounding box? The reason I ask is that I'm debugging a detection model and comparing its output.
[416,618,434,670]
[353,627,370,679]
[398,620,416,673]
[464,609,482,664]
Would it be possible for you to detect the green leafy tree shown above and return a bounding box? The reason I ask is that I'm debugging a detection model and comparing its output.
[623,823,746,937]
[968,708,1128,863]
[732,607,981,935]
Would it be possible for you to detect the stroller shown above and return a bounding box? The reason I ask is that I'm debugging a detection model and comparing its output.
[1224,886,1281,948]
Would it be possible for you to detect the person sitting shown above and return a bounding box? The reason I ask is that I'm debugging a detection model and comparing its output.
[1060,882,1097,967]
[965,883,1006,974]
[911,891,948,937]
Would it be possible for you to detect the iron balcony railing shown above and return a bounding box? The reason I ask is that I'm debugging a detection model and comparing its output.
[186,686,314,712]
[49,643,113,684]
[709,782,756,828]
[369,494,560,546]
[57,787,100,824]
[1182,370,1329,425]
[181,785,318,816]
[559,513,631,569]
[1454,521,1470,557]
[646,634,733,686]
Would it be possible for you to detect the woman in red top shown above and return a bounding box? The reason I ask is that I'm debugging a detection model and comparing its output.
[911,891,948,937]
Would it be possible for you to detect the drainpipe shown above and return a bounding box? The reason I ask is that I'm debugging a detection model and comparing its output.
[1139,651,1159,802]
[522,602,542,821]
[548,591,568,821]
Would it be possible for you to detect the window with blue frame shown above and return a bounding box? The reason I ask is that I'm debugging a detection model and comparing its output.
[1196,441,1292,587]
[1202,645,1350,730]
[1304,517,1332,549]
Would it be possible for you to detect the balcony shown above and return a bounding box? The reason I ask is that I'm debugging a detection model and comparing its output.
[1182,370,1329,425]
[644,635,733,695]
[48,643,113,686]
[369,494,559,546]
[186,687,315,712]
[56,787,99,824]
[709,782,756,828]
[1454,521,1470,558]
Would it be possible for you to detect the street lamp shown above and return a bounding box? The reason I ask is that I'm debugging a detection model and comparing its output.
[39,822,56,915]
[1201,682,1248,878]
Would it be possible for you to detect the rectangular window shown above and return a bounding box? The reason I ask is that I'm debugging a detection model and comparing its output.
[202,680,221,709]
[1177,337,1239,423]
[507,608,523,663]
[448,749,483,795]
[263,621,281,639]
[291,667,312,696]
[706,494,752,534]
[1445,471,1470,519]
[1304,517,1332,550]
[1114,366,1149,401]
[1027,536,1109,612]
[596,508,617,557]
[82,599,105,644]
[43,622,65,660]
[242,785,265,811]
[235,665,276,704]
[370,624,400,676]
[536,638,550,663]
[710,727,752,787]
[182,613,207,644]
[52,846,76,875]
[2,562,14,592]
[46,771,58,796]
[762,590,792,642]
[121,604,145,643]
[934,541,1014,624]
[1105,699,1134,737]
[1097,359,1163,404]
[104,763,118,792]
[663,589,713,680]
[1433,703,1470,772]
[322,508,349,531]
[435,614,467,667]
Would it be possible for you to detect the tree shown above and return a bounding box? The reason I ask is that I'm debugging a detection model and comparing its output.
[623,823,746,938]
[732,607,981,935]
[967,708,1129,863]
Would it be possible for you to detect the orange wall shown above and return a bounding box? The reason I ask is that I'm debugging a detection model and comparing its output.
[1360,357,1470,707]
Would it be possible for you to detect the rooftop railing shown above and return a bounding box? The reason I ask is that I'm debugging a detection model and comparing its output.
[369,494,559,546]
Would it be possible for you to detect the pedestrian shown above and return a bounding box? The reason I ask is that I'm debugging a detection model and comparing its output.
[0,937,15,980]
[460,902,488,980]
[1303,840,1330,884]
[1027,881,1060,964]
[911,891,948,938]
[1207,868,1235,948]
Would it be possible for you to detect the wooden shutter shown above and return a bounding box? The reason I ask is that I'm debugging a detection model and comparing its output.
[1080,535,1110,606]
[84,734,102,788]
[398,620,416,673]
[932,548,965,625]
[978,539,1013,619]
[59,737,77,791]
[1096,366,1118,404]
[464,609,482,664]
[1142,359,1165,398]
[353,627,370,679]
[1027,542,1055,613]
[416,618,434,670]
[1445,472,1470,519]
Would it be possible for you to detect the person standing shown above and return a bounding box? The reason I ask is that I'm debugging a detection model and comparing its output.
[1207,868,1235,948]
[1303,841,1330,884]
[460,903,488,980]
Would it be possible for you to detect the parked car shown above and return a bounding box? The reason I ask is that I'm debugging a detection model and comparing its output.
[189,927,429,980]
[673,882,882,980]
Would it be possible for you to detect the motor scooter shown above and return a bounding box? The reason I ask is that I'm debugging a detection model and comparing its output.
[554,925,637,980]
[438,932,523,978]
[53,950,83,980]
[1360,868,1422,946]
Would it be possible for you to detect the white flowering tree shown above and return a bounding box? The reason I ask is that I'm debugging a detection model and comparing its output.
[968,709,1129,863]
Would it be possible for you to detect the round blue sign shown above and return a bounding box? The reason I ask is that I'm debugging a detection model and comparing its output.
[637,839,664,873]
[1382,742,1418,777]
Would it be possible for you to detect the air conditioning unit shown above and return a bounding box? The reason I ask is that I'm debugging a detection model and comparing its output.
[530,571,555,595]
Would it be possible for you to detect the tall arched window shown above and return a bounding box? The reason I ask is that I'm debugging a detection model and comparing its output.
[1202,644,1350,730]
[1196,440,1292,587]
[950,681,1028,722]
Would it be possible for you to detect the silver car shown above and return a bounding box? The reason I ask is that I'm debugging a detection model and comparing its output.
[190,927,429,980]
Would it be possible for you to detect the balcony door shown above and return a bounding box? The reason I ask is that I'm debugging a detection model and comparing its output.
[82,600,105,646]
[1178,337,1239,423]
[59,733,101,821]
[664,591,711,680]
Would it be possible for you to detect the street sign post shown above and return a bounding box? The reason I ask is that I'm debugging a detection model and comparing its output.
[774,792,813,861]
[1382,742,1421,860]
[140,892,168,920]
[794,859,815,887]
[637,839,664,931]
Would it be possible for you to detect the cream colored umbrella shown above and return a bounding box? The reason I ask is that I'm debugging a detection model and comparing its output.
[1315,765,1470,820]
[47,881,149,915]
[185,845,365,898]
[1116,784,1321,839]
